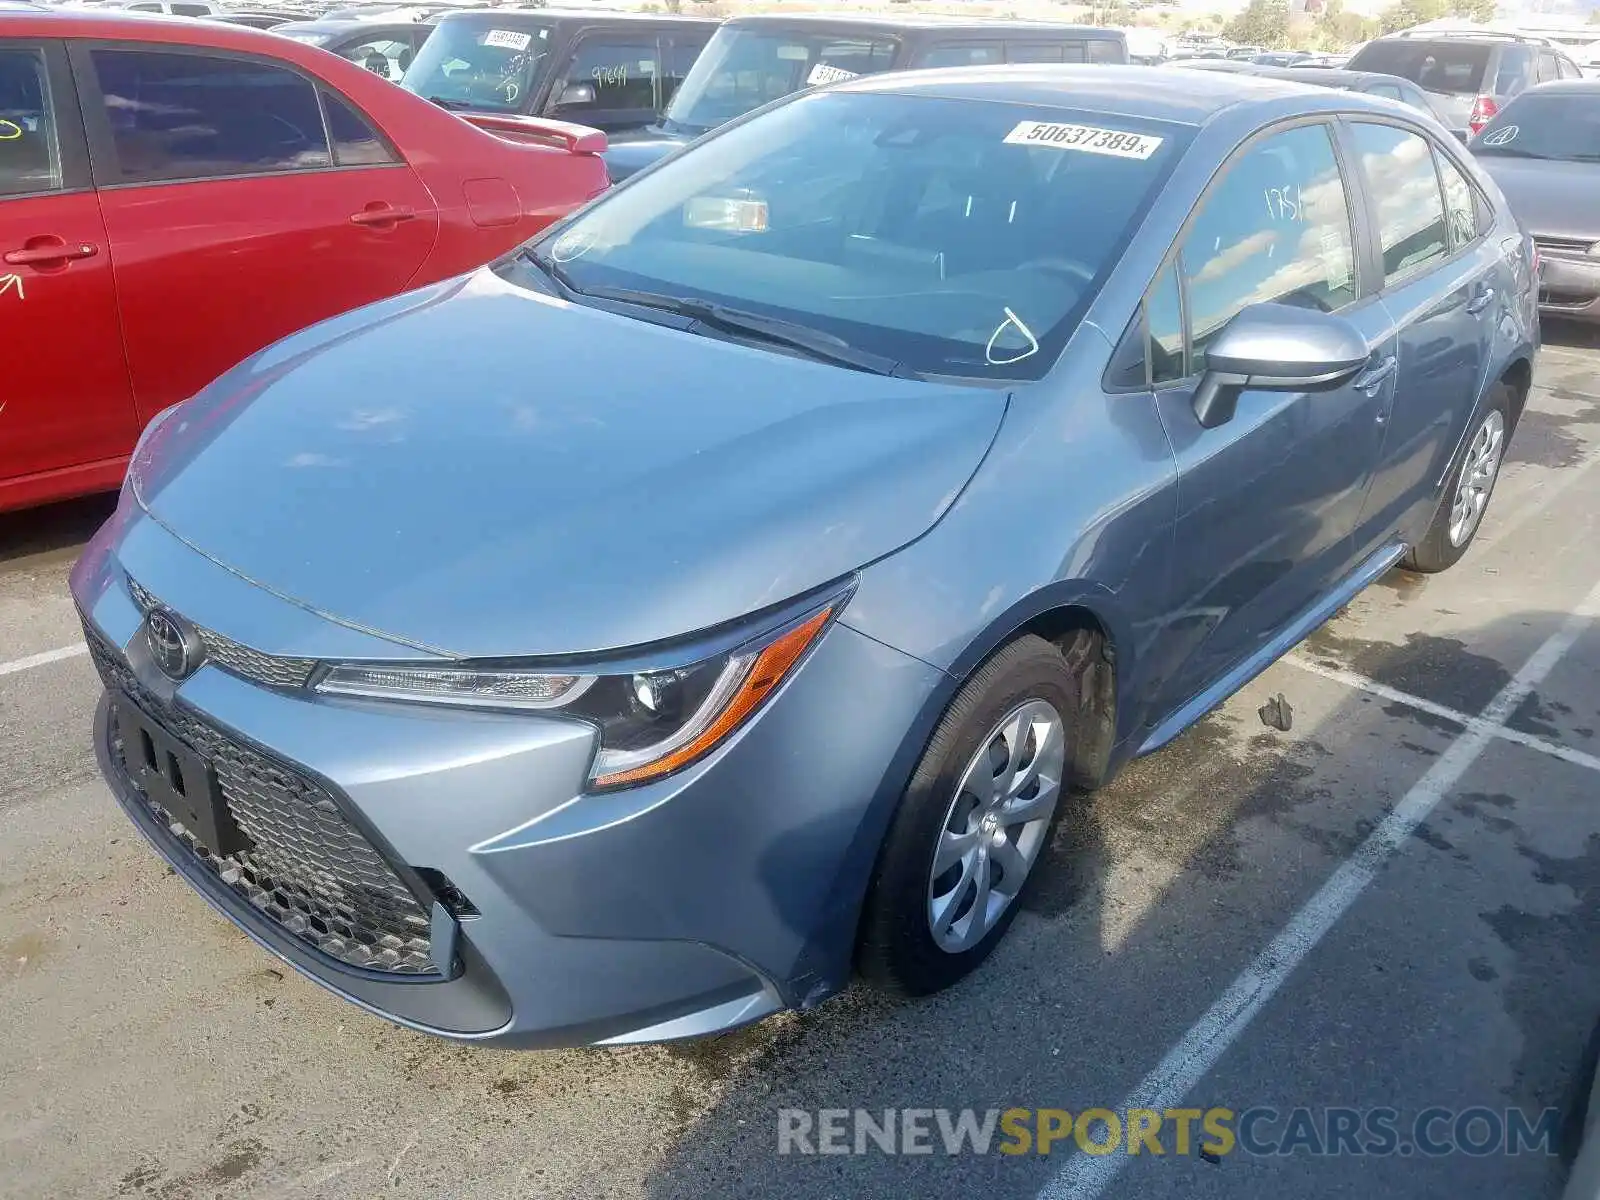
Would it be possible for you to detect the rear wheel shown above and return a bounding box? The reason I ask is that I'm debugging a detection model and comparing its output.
[857,635,1083,996]
[1404,385,1511,574]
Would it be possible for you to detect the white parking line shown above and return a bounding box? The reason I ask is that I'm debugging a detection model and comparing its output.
[1482,442,1600,548]
[1287,654,1600,776]
[1038,576,1600,1200]
[0,644,86,677]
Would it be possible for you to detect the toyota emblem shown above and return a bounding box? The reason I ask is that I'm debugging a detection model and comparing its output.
[145,608,199,680]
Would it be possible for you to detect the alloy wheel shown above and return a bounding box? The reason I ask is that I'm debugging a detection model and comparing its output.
[1448,409,1506,548]
[927,698,1065,954]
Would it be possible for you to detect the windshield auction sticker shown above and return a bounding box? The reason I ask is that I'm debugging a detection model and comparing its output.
[1004,121,1163,160]
[806,63,859,86]
[483,29,533,51]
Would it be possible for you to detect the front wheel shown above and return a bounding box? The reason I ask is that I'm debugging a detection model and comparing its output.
[856,635,1081,996]
[1404,385,1512,574]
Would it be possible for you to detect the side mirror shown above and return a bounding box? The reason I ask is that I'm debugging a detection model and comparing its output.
[555,82,596,108]
[1192,303,1370,429]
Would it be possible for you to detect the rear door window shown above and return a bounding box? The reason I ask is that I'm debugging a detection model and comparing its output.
[0,47,61,197]
[912,41,1003,68]
[1349,122,1448,284]
[1536,49,1561,83]
[89,49,331,184]
[1434,147,1479,249]
[1007,43,1066,64]
[551,36,660,115]
[1178,122,1357,361]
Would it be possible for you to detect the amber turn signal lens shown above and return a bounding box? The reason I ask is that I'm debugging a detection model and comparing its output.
[590,606,833,789]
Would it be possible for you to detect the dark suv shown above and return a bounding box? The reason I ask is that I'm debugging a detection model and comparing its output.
[602,14,1128,180]
[1348,31,1583,139]
[400,9,718,134]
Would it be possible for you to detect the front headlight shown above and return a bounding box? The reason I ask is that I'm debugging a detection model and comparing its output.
[314,599,840,789]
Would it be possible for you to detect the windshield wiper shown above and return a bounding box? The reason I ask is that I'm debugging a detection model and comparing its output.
[577,285,901,376]
[427,95,472,111]
[516,247,577,296]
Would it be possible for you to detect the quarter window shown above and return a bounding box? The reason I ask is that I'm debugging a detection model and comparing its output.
[1435,148,1478,249]
[552,37,660,114]
[1179,123,1357,363]
[1147,263,1184,386]
[0,48,61,198]
[1086,38,1124,64]
[90,50,330,184]
[1349,122,1448,285]
[322,89,396,167]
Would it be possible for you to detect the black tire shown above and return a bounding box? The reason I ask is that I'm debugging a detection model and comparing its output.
[1404,383,1514,574]
[857,634,1086,997]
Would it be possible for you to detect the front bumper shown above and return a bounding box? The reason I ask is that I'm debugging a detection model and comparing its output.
[1538,249,1600,322]
[73,510,944,1048]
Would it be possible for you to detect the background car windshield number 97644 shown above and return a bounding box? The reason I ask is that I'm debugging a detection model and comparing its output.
[1002,120,1163,160]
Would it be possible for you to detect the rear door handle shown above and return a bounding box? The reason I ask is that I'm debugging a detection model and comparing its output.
[3,239,98,266]
[1466,285,1496,315]
[1352,356,1397,395]
[349,204,416,227]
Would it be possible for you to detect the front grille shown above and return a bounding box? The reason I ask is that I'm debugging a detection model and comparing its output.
[1533,235,1596,257]
[126,576,316,689]
[85,625,438,975]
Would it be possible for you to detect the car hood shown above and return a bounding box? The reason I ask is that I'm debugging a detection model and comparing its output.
[600,130,691,181]
[1475,156,1600,241]
[131,272,1006,659]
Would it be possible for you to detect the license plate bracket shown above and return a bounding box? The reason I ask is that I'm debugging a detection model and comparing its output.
[113,700,249,857]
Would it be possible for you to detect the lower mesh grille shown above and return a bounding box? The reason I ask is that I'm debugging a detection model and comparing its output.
[86,625,438,975]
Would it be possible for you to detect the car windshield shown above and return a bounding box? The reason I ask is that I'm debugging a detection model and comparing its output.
[280,29,333,45]
[662,25,899,134]
[516,91,1190,381]
[1473,92,1600,161]
[1348,41,1491,95]
[400,19,554,112]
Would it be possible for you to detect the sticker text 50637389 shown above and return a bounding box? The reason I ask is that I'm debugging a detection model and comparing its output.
[1003,121,1163,160]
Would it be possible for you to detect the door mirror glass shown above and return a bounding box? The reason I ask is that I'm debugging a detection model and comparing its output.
[1192,303,1368,428]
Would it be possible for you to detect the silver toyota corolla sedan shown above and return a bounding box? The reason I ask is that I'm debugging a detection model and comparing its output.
[73,66,1538,1048]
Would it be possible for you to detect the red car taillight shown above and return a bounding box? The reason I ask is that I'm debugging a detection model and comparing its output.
[1469,95,1498,135]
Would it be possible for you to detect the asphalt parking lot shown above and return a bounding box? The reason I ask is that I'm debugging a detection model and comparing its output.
[3,328,1600,1200]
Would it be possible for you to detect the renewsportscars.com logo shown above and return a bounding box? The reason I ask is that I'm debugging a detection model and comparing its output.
[777,1106,1561,1159]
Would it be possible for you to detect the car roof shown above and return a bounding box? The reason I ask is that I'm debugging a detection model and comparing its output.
[840,63,1373,126]
[429,8,717,28]
[718,12,1123,37]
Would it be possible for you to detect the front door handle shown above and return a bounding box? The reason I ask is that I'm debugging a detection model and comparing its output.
[349,203,416,228]
[1466,285,1496,315]
[3,237,98,267]
[1351,355,1397,395]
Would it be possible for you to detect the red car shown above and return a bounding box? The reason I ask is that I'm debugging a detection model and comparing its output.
[0,9,608,512]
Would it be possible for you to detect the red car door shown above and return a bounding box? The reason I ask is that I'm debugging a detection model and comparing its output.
[74,45,439,420]
[0,42,137,505]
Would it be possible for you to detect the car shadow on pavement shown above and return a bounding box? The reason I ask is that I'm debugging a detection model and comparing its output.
[0,492,115,566]
[605,602,1600,1200]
